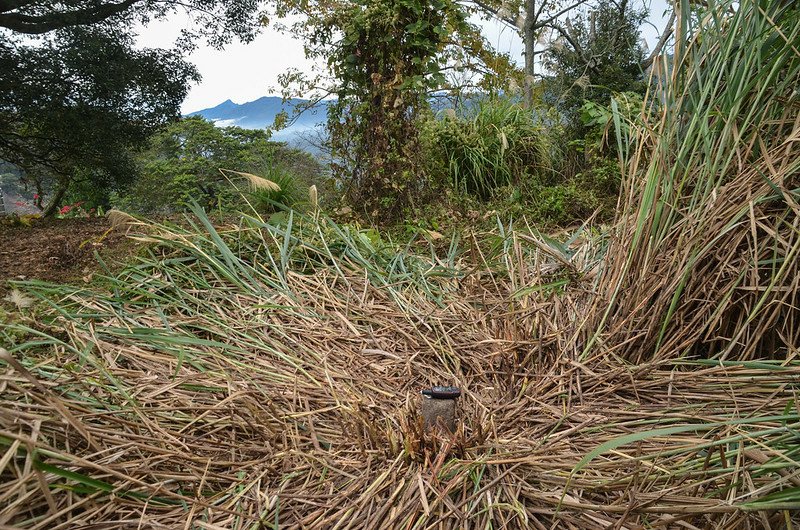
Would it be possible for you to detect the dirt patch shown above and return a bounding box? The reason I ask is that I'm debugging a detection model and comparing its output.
[0,217,137,293]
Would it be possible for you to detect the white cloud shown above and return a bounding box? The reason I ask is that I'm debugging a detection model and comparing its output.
[136,18,315,114]
[213,118,241,127]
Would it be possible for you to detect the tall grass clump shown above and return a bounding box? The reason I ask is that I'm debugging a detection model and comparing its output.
[586,0,800,362]
[422,97,550,199]
[229,166,302,214]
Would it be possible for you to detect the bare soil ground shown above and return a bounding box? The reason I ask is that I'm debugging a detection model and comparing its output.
[0,217,136,293]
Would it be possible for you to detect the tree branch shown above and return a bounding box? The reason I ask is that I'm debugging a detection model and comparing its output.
[535,0,592,29]
[552,22,585,59]
[471,0,594,37]
[533,0,548,24]
[470,0,525,32]
[0,0,141,34]
[641,9,676,69]
[0,1,36,14]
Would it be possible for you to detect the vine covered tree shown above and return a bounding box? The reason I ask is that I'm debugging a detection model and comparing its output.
[324,0,472,218]
[273,0,515,220]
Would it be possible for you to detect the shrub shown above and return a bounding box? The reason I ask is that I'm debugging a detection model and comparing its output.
[114,117,326,215]
[245,165,302,215]
[421,98,550,199]
[529,184,601,226]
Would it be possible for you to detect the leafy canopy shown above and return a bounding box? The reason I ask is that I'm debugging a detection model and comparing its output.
[0,1,265,46]
[543,0,648,126]
[0,28,198,211]
[119,116,321,214]
[0,0,267,215]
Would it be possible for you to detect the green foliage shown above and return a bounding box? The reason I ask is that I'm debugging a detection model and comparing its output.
[543,0,648,130]
[570,91,645,218]
[532,92,637,225]
[0,1,266,216]
[451,178,607,228]
[580,91,644,155]
[422,98,550,199]
[116,117,323,215]
[61,167,117,213]
[312,0,474,220]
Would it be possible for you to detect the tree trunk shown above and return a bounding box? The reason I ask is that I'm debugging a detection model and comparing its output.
[523,0,537,108]
[41,180,69,217]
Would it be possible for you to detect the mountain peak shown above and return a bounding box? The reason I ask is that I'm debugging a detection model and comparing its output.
[187,95,328,133]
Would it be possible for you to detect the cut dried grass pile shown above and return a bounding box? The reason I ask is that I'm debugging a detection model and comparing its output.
[2,209,798,529]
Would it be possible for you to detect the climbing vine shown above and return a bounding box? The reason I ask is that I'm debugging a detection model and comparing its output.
[272,0,520,220]
[321,0,466,218]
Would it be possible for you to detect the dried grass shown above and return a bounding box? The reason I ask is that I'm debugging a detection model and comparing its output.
[106,209,142,232]
[582,0,800,363]
[220,169,282,192]
[1,208,798,528]
[1,0,799,528]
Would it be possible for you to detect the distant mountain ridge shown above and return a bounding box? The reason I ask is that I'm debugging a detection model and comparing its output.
[187,94,481,150]
[187,96,328,141]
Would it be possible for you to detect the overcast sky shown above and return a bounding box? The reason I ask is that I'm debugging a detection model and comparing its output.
[136,0,672,114]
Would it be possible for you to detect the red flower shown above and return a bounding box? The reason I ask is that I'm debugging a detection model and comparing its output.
[60,205,72,214]
[33,193,40,200]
